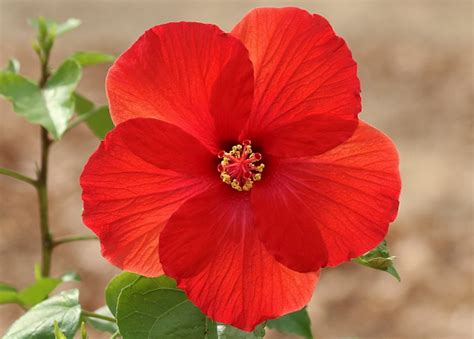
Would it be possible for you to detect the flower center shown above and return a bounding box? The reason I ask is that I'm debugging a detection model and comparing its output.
[217,140,265,191]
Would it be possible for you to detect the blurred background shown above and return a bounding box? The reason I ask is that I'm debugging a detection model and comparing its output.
[0,0,472,337]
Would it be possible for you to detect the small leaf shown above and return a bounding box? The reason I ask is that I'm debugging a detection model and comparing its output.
[56,18,81,35]
[30,17,54,58]
[386,266,401,282]
[60,271,81,282]
[0,271,80,307]
[0,58,82,139]
[43,59,83,137]
[354,240,401,281]
[80,321,88,339]
[73,93,94,114]
[83,106,114,139]
[3,59,20,73]
[34,263,42,281]
[267,307,312,339]
[73,93,114,139]
[29,17,80,62]
[0,282,19,304]
[116,275,218,338]
[19,278,64,307]
[29,17,81,37]
[54,321,67,339]
[20,271,80,308]
[70,51,115,66]
[218,323,265,338]
[86,305,118,334]
[4,289,82,339]
[0,72,47,127]
[105,272,140,317]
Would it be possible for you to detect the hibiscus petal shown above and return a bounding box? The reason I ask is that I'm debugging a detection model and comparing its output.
[159,185,318,330]
[114,118,215,176]
[80,119,215,277]
[232,7,360,157]
[251,121,401,272]
[107,22,254,152]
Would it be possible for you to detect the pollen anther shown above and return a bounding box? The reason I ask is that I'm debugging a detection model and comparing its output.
[217,140,264,192]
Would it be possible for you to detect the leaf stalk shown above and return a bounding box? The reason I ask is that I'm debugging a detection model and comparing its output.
[81,310,116,323]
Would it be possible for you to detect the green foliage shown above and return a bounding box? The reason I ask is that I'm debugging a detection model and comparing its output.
[354,240,401,281]
[70,51,115,66]
[80,321,88,339]
[105,272,140,316]
[86,305,118,334]
[0,283,19,304]
[74,92,95,114]
[29,17,80,64]
[3,58,20,73]
[4,289,82,339]
[114,275,218,338]
[53,321,67,339]
[0,271,79,308]
[73,93,114,139]
[29,17,81,37]
[218,323,265,338]
[0,59,82,139]
[267,307,312,339]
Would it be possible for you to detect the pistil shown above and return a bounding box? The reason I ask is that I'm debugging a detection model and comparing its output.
[217,140,264,191]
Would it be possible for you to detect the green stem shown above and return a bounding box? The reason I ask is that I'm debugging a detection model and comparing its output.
[81,310,116,323]
[0,167,37,186]
[37,127,53,277]
[53,235,98,247]
[36,45,53,276]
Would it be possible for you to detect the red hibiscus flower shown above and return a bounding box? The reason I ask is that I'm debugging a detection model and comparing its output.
[80,7,401,330]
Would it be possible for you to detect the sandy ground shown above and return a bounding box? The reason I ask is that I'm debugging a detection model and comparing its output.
[0,0,473,338]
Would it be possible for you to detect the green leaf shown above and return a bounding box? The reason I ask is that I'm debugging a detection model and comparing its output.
[0,59,82,139]
[43,58,83,137]
[267,307,312,339]
[0,72,48,128]
[19,271,80,308]
[0,282,19,304]
[86,306,118,334]
[73,93,94,114]
[56,18,81,35]
[217,323,265,338]
[73,93,114,139]
[54,321,67,339]
[19,278,65,308]
[60,271,81,282]
[84,106,114,139]
[30,17,54,59]
[105,272,140,317]
[80,321,88,339]
[70,51,115,66]
[354,240,401,281]
[4,289,82,339]
[0,271,80,307]
[116,275,218,339]
[3,59,20,73]
[29,17,81,37]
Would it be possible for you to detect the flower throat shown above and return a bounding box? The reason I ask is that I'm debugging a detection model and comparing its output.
[217,140,265,191]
